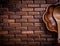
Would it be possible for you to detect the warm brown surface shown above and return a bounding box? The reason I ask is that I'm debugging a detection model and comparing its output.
[0,0,58,46]
[43,5,57,32]
[53,6,60,43]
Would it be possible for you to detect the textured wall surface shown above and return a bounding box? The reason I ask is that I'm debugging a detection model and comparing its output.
[0,0,59,46]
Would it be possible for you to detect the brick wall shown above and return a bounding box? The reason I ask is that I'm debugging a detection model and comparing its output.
[0,0,59,46]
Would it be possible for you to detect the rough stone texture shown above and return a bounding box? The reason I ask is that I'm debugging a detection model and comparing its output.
[0,0,58,46]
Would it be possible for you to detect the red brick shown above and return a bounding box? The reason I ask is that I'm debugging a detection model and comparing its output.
[34,15,42,19]
[41,4,51,7]
[0,23,8,27]
[4,42,15,45]
[16,42,27,45]
[22,31,33,34]
[34,8,45,11]
[28,42,40,45]
[9,38,21,42]
[4,12,15,15]
[28,4,39,7]
[34,0,46,4]
[28,34,40,38]
[2,39,8,42]
[10,0,21,4]
[34,38,46,42]
[16,4,27,8]
[28,12,40,15]
[9,15,21,19]
[9,30,21,34]
[3,26,15,31]
[0,27,2,31]
[16,34,27,38]
[22,8,33,11]
[0,8,8,12]
[3,34,14,38]
[28,19,39,22]
[16,27,27,30]
[22,38,34,42]
[22,23,33,26]
[0,15,8,19]
[16,12,27,15]
[3,19,15,23]
[28,27,40,31]
[22,0,33,4]
[22,16,33,19]
[9,23,21,27]
[0,31,8,35]
[34,23,41,26]
[47,38,54,41]
[34,31,45,34]
[16,19,27,23]
[41,35,52,38]
[46,0,58,4]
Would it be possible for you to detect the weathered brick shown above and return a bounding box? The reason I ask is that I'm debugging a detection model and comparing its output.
[16,19,27,23]
[34,23,41,26]
[2,26,15,31]
[22,23,33,26]
[8,7,20,12]
[22,31,33,34]
[0,0,57,45]
[1,39,8,42]
[28,42,40,45]
[28,4,39,7]
[3,34,14,38]
[34,31,45,34]
[16,34,27,38]
[28,12,40,15]
[22,38,34,42]
[28,27,40,31]
[9,0,21,4]
[41,4,51,7]
[28,19,39,22]
[16,41,27,45]
[0,27,2,31]
[0,19,3,23]
[22,0,33,4]
[4,12,15,15]
[16,27,27,30]
[34,0,46,4]
[0,8,8,12]
[9,38,21,42]
[0,23,8,27]
[34,15,42,19]
[0,31,8,35]
[4,42,15,45]
[47,38,54,41]
[16,12,27,15]
[34,38,46,42]
[34,8,45,11]
[28,34,40,38]
[46,0,58,4]
[9,23,21,27]
[22,16,33,19]
[3,19,15,23]
[16,4,27,8]
[22,8,33,11]
[3,34,12,38]
[41,34,52,38]
[9,30,21,34]
[0,15,8,19]
[9,15,21,19]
